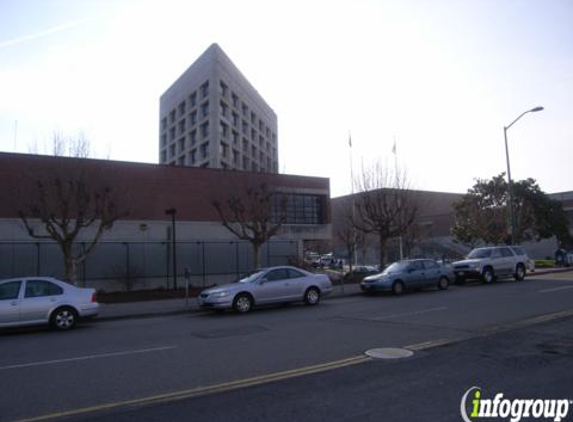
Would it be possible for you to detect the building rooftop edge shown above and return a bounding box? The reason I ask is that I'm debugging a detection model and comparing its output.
[0,151,328,183]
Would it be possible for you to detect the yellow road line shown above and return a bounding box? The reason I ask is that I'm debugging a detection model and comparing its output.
[8,355,370,422]
[405,338,454,351]
[405,308,573,352]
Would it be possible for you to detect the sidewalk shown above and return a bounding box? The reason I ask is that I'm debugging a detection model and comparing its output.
[96,281,363,321]
[95,267,573,322]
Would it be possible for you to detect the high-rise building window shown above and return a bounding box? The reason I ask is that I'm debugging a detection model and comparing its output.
[232,130,239,145]
[232,92,239,108]
[220,141,228,158]
[189,92,197,107]
[259,120,264,132]
[233,150,240,165]
[241,102,248,117]
[243,157,250,170]
[178,119,186,135]
[242,120,248,135]
[200,81,209,98]
[242,139,248,153]
[201,101,209,118]
[170,144,176,158]
[251,128,256,140]
[161,134,167,146]
[201,122,209,138]
[200,142,209,159]
[190,149,196,165]
[189,130,197,146]
[178,101,186,116]
[169,110,176,123]
[219,80,228,97]
[220,101,228,117]
[178,137,185,152]
[232,112,239,127]
[251,145,256,157]
[178,156,185,166]
[189,110,197,126]
[161,150,167,162]
[219,121,228,138]
[161,117,167,131]
[170,127,176,141]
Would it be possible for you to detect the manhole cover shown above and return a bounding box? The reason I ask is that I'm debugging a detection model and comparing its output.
[365,348,414,359]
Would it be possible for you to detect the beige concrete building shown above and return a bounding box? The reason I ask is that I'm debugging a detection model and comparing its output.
[159,43,278,172]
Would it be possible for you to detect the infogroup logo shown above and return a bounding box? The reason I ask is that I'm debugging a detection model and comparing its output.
[460,387,572,422]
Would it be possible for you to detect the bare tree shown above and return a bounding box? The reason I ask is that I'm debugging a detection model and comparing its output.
[212,177,287,268]
[53,131,92,158]
[16,161,126,284]
[335,211,364,274]
[28,131,93,158]
[352,161,419,268]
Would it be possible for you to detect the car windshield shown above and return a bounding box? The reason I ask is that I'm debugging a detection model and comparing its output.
[382,262,409,274]
[467,249,492,259]
[237,270,265,284]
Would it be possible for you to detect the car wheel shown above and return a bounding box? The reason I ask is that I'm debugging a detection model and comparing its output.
[392,281,404,295]
[50,307,77,331]
[233,294,253,314]
[438,276,449,291]
[514,264,526,281]
[304,287,321,305]
[482,267,495,284]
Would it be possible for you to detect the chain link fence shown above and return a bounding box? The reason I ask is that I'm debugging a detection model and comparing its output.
[0,240,300,291]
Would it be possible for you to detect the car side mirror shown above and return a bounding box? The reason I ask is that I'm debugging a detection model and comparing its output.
[259,278,268,285]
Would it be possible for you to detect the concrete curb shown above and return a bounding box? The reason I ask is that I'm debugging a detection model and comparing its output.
[95,285,364,322]
[94,268,572,323]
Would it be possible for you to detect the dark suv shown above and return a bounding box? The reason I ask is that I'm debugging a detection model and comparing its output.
[453,246,529,284]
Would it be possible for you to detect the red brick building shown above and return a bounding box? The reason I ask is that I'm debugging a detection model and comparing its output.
[0,152,331,288]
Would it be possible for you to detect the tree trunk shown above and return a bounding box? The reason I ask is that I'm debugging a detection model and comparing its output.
[379,235,387,269]
[253,242,262,269]
[65,256,78,285]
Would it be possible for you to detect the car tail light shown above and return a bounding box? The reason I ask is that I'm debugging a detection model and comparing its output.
[91,292,97,303]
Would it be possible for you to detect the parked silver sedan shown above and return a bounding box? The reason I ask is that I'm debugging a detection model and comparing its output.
[0,277,100,330]
[198,266,333,313]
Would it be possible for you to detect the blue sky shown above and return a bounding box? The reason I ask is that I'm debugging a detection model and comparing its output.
[0,0,571,197]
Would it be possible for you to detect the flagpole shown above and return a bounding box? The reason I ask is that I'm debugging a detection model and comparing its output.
[393,136,403,260]
[349,132,357,267]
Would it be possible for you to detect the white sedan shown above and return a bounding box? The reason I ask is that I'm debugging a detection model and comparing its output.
[198,266,333,313]
[0,277,100,331]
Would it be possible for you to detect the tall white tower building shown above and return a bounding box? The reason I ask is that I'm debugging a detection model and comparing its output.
[159,43,278,172]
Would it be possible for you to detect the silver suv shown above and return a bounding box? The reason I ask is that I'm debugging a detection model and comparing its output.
[453,246,529,284]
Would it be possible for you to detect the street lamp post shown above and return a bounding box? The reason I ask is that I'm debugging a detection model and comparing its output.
[165,207,177,290]
[503,106,544,244]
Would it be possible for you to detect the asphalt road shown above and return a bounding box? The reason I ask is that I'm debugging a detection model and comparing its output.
[1,273,573,422]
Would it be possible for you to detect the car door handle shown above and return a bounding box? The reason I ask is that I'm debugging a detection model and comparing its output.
[11,301,18,306]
